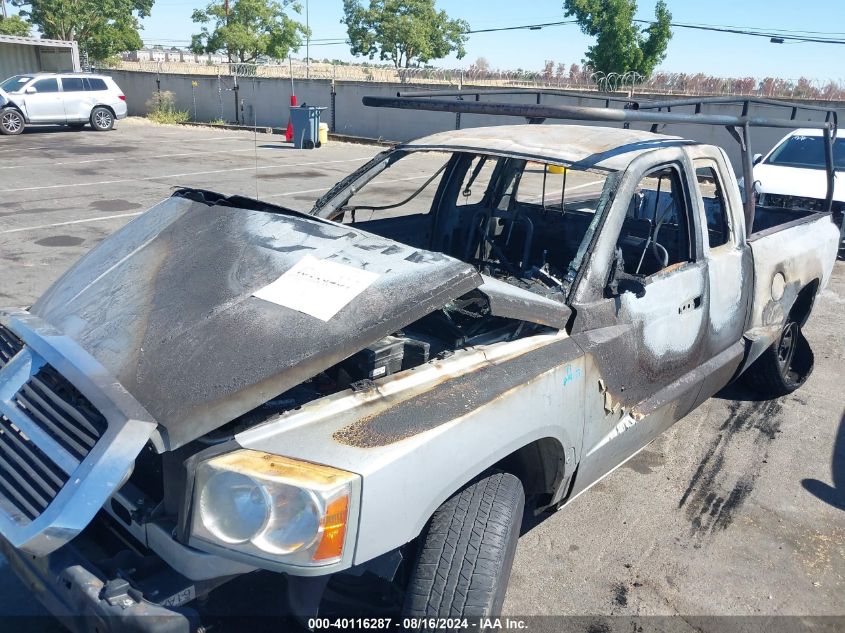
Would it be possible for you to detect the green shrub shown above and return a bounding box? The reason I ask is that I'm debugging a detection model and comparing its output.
[145,90,191,124]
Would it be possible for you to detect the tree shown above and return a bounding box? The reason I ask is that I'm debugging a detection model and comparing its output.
[11,0,152,59]
[563,0,672,76]
[0,15,31,36]
[342,0,468,68]
[191,0,305,63]
[470,56,490,74]
[555,62,567,81]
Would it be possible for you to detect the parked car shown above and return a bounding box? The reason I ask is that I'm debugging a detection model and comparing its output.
[0,98,839,631]
[751,128,845,232]
[0,72,127,135]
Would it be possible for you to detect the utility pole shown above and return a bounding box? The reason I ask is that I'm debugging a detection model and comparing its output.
[1,0,8,20]
[305,0,310,80]
[224,0,231,63]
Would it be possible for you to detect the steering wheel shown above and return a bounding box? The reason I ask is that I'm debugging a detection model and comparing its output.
[649,212,670,270]
[650,240,669,269]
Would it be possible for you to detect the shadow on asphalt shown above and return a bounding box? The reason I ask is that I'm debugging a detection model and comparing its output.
[19,125,86,135]
[802,412,845,511]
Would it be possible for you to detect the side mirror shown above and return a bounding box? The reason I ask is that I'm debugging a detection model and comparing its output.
[752,153,763,165]
[25,86,37,94]
[607,249,647,299]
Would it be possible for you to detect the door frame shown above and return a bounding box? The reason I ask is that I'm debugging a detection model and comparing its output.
[565,146,713,497]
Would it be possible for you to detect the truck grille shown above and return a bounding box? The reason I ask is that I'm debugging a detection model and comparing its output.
[0,416,69,521]
[14,365,108,462]
[0,325,108,522]
[0,325,23,367]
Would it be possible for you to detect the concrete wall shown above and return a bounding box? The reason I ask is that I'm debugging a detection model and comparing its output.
[103,69,845,174]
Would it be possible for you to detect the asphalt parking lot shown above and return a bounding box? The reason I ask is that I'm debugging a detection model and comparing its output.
[0,120,843,630]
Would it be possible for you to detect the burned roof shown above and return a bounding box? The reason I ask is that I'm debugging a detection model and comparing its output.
[400,124,693,171]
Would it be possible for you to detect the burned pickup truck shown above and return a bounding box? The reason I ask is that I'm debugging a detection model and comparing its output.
[0,96,840,631]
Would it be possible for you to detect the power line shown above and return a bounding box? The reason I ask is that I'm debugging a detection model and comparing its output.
[142,17,845,54]
[466,20,578,34]
[458,16,845,44]
[634,20,845,44]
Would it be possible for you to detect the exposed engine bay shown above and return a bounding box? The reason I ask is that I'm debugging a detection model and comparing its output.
[190,150,605,444]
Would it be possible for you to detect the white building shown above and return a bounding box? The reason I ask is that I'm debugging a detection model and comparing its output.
[0,34,80,78]
[123,49,151,62]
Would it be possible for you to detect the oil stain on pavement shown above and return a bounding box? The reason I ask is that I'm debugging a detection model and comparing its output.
[679,399,784,535]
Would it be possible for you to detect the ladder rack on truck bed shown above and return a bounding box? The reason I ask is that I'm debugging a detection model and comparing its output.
[362,91,839,238]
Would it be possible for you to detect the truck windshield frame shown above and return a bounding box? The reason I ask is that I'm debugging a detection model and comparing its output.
[316,147,620,300]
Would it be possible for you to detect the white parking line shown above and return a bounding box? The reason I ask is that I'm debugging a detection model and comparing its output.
[0,145,288,170]
[0,172,436,235]
[0,157,371,193]
[0,135,255,154]
[0,212,144,234]
[0,174,432,235]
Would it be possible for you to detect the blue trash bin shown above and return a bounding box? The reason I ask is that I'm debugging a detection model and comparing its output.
[289,104,326,149]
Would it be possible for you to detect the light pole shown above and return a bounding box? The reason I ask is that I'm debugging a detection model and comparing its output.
[305,0,310,80]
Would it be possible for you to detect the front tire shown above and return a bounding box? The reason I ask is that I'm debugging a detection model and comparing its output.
[402,472,524,619]
[744,319,813,396]
[90,106,114,131]
[0,108,24,135]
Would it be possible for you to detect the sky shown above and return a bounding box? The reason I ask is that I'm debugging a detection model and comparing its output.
[21,0,845,80]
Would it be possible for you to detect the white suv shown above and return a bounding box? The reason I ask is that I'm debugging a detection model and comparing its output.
[0,72,128,135]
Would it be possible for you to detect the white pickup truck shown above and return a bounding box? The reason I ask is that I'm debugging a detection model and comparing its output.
[0,95,839,631]
[751,128,845,241]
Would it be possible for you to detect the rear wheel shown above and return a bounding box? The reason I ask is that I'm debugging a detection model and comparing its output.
[745,319,813,396]
[90,106,114,131]
[402,472,524,620]
[0,108,24,135]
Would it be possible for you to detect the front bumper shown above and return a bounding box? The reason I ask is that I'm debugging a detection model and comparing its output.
[0,535,196,633]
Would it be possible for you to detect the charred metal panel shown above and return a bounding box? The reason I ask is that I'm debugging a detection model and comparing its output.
[564,145,715,493]
[233,333,585,566]
[478,276,571,330]
[29,194,482,449]
[401,124,691,173]
[333,336,580,448]
[741,213,839,370]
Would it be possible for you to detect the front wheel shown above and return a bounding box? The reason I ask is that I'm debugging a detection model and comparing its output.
[90,106,114,131]
[0,108,24,135]
[744,319,814,396]
[402,471,524,619]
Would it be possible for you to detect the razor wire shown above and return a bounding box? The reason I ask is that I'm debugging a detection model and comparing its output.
[104,60,845,101]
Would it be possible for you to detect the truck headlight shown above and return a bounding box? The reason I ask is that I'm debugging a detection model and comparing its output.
[191,450,360,567]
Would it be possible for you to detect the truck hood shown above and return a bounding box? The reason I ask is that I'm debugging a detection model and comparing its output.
[753,163,845,202]
[30,192,481,449]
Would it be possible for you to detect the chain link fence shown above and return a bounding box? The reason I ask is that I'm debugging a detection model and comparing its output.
[102,59,845,101]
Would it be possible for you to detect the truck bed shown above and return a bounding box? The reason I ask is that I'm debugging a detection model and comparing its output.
[743,210,839,365]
